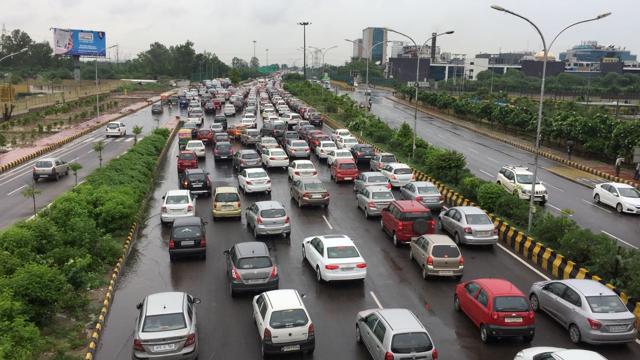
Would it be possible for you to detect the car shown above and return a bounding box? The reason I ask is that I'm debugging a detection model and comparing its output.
[514,347,607,360]
[410,234,463,280]
[302,234,366,282]
[238,168,271,194]
[592,182,640,214]
[261,147,289,169]
[151,103,163,114]
[290,178,330,208]
[380,200,436,246]
[308,112,323,126]
[528,279,637,344]
[353,172,391,193]
[32,157,69,181]
[245,105,257,115]
[225,242,279,296]
[213,141,233,160]
[223,103,236,116]
[176,151,198,173]
[350,144,376,163]
[257,136,279,152]
[285,139,311,158]
[204,101,216,114]
[187,109,204,125]
[282,113,302,128]
[355,308,437,360]
[293,120,310,132]
[213,115,228,130]
[331,128,351,142]
[169,216,207,261]
[133,292,200,360]
[211,186,241,220]
[209,123,224,134]
[336,136,358,150]
[330,158,358,183]
[297,124,316,139]
[252,289,315,357]
[184,140,206,158]
[315,140,338,159]
[233,149,262,171]
[245,201,290,238]
[287,160,318,181]
[261,120,287,138]
[213,132,230,144]
[496,165,548,205]
[105,121,126,137]
[241,117,257,129]
[454,278,535,343]
[196,129,214,145]
[380,163,414,188]
[181,168,211,196]
[399,181,444,212]
[326,149,353,166]
[160,190,195,225]
[355,185,394,218]
[281,131,299,147]
[369,152,397,171]
[439,206,499,246]
[310,134,332,152]
[182,122,199,138]
[240,128,261,146]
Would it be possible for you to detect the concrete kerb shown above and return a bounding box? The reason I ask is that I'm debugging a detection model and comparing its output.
[83,121,181,359]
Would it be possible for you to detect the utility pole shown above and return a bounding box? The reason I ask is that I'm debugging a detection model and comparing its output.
[252,40,257,59]
[266,48,269,67]
[297,22,311,79]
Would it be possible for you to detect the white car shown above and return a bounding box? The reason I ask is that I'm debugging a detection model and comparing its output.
[288,160,318,181]
[188,108,204,125]
[381,163,414,188]
[241,118,257,129]
[261,148,289,168]
[331,128,351,142]
[161,190,195,225]
[265,115,279,124]
[238,168,271,193]
[223,104,236,116]
[496,165,548,205]
[514,347,607,360]
[210,123,224,133]
[593,182,640,214]
[105,121,126,137]
[315,141,337,159]
[243,113,257,121]
[326,149,354,166]
[282,113,302,127]
[302,234,367,282]
[185,140,206,158]
[336,136,358,150]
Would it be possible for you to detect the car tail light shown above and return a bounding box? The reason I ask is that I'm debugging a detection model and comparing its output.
[325,264,339,270]
[161,206,167,213]
[368,202,377,209]
[246,180,253,185]
[133,339,144,351]
[304,148,310,151]
[256,217,263,224]
[302,192,310,198]
[439,195,444,202]
[169,239,175,249]
[384,352,394,360]
[356,263,367,269]
[269,266,278,279]
[588,318,602,330]
[184,333,196,347]
[493,228,499,235]
[459,256,464,265]
[433,348,438,360]
[214,149,219,154]
[312,171,317,175]
[528,311,535,320]
[284,216,290,224]
[182,180,188,188]
[294,171,300,175]
[308,322,315,337]
[240,159,246,164]
[415,196,423,202]
[390,175,397,180]
[269,157,276,160]
[429,219,436,232]
[323,193,330,198]
[463,227,472,234]
[357,152,363,156]
[263,328,272,342]
[426,256,433,266]
[231,267,241,281]
[200,236,206,247]
[187,205,193,212]
[386,183,392,189]
[266,179,271,184]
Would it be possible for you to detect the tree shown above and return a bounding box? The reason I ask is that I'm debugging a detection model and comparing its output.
[231,57,248,68]
[229,68,241,84]
[250,56,260,68]
[93,140,105,168]
[21,181,42,216]
[132,125,143,144]
[68,162,82,185]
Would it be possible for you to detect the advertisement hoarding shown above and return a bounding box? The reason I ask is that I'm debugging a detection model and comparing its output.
[53,28,106,57]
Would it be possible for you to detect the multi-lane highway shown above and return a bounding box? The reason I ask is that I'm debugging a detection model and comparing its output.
[95,101,639,360]
[0,103,178,229]
[348,89,640,250]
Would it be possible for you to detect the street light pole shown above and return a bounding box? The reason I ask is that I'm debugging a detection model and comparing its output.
[0,47,28,63]
[252,40,256,60]
[266,48,269,67]
[491,5,611,232]
[363,40,391,105]
[297,22,311,79]
[95,44,117,118]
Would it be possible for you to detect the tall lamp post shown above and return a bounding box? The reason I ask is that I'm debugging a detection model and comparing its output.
[491,5,611,231]
[310,45,338,75]
[0,47,28,63]
[297,22,311,79]
[385,29,454,158]
[95,44,117,118]
[265,48,269,67]
[364,40,391,105]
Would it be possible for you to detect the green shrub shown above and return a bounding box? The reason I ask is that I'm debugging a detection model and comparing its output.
[494,193,530,228]
[475,183,504,213]
[422,148,467,186]
[459,176,486,202]
[8,264,68,324]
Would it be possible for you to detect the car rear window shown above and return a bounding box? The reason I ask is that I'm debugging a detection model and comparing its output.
[381,155,397,162]
[242,153,259,159]
[215,134,228,139]
[338,163,356,170]
[432,245,460,258]
[296,163,315,169]
[372,192,394,200]
[188,173,206,181]
[216,143,231,150]
[107,123,120,129]
[172,225,202,239]
[303,182,326,191]
[327,246,359,259]
[417,186,439,195]
[465,214,493,225]
[248,171,267,179]
[215,192,239,202]
[237,256,272,269]
[367,176,388,183]
[269,309,308,329]
[187,142,204,149]
[399,212,432,221]
[260,208,286,218]
[394,168,413,175]
[179,153,196,160]
[166,195,189,205]
[292,141,307,147]
[586,295,628,313]
[35,161,53,168]
[493,296,530,312]
[142,313,186,332]
[391,332,433,353]
[271,150,286,156]
[198,130,211,135]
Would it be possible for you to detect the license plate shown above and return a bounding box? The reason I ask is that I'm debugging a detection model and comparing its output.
[193,184,202,187]
[609,325,628,332]
[344,177,352,180]
[245,279,264,284]
[282,345,300,352]
[477,231,491,237]
[153,344,176,352]
[341,267,354,271]
[311,195,322,199]
[440,271,453,275]
[181,240,195,246]
[223,205,233,209]
[220,156,227,159]
[505,317,523,323]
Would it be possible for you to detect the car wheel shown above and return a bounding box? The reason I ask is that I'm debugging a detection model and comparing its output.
[616,203,623,213]
[529,294,540,312]
[316,266,323,283]
[480,324,491,343]
[569,324,581,344]
[421,266,428,280]
[392,232,399,247]
[302,245,306,261]
[355,325,362,343]
[454,295,461,311]
[594,193,600,203]
[454,233,461,245]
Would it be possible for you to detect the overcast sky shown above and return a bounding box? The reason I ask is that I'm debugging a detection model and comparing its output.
[3,0,637,66]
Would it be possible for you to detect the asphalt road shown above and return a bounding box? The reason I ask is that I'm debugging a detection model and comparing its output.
[95,107,639,360]
[0,102,178,229]
[347,89,640,250]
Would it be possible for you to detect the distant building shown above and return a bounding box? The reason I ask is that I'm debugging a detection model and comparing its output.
[560,41,638,68]
[475,51,534,66]
[352,39,363,59]
[388,57,430,82]
[362,27,388,64]
[390,41,405,58]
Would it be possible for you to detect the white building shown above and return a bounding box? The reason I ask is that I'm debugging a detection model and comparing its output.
[352,39,363,59]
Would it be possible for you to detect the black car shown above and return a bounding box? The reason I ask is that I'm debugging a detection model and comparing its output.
[213,141,233,160]
[309,112,323,126]
[169,217,206,261]
[214,115,228,130]
[181,168,212,196]
[224,241,279,296]
[351,144,376,163]
[151,103,163,114]
[179,97,189,109]
[204,101,216,114]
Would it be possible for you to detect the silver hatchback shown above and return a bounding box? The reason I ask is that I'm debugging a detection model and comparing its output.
[245,201,291,238]
[356,185,394,217]
[353,171,391,193]
[33,157,69,181]
[400,181,443,212]
[439,206,498,246]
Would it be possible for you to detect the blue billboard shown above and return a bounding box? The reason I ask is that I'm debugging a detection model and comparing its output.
[53,28,106,57]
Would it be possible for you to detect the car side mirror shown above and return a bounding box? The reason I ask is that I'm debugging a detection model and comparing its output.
[161,195,166,199]
[136,302,142,310]
[613,193,619,197]
[192,297,202,304]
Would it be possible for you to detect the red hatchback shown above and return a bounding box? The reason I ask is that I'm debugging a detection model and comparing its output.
[196,129,214,145]
[454,278,535,343]
[380,200,436,246]
[177,151,198,173]
[330,158,358,183]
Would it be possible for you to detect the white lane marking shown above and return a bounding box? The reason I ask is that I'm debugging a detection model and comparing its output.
[370,291,384,309]
[496,243,550,281]
[7,184,27,196]
[479,169,494,178]
[581,199,612,214]
[542,182,564,192]
[546,203,566,213]
[0,170,32,187]
[322,215,333,230]
[69,156,79,163]
[486,157,499,163]
[125,137,134,142]
[601,231,638,250]
[87,150,94,154]
[467,148,479,154]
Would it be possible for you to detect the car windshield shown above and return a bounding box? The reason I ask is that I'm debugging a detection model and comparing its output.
[215,192,239,202]
[236,256,272,269]
[326,246,359,259]
[465,213,493,225]
[179,153,196,160]
[303,182,325,191]
[142,313,186,332]
[269,309,308,329]
[432,245,460,258]
[344,138,357,144]
[516,174,541,184]
[586,295,628,313]
[242,153,259,159]
[166,195,189,205]
[372,192,393,200]
[260,208,286,218]
[188,173,206,181]
[417,186,439,195]
[619,188,640,198]
[493,296,530,312]
[172,225,202,239]
[367,176,388,183]
[395,168,413,175]
[381,155,397,162]
[35,161,53,168]
[292,141,307,147]
[247,171,267,179]
[391,332,433,353]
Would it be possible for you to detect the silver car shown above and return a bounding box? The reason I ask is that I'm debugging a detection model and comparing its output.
[133,292,200,360]
[240,129,261,145]
[33,157,69,181]
[245,201,291,238]
[529,279,637,344]
[224,241,279,296]
[285,139,311,158]
[353,172,390,193]
[439,206,498,245]
[369,152,397,171]
[400,181,443,211]
[356,185,394,218]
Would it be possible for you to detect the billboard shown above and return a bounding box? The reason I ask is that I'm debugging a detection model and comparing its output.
[53,28,106,57]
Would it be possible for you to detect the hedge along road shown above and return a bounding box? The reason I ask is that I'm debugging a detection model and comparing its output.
[346,88,640,250]
[95,106,639,360]
[0,103,178,229]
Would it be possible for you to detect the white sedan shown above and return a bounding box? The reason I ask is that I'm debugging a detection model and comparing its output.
[261,148,289,168]
[380,162,415,188]
[288,160,318,181]
[326,149,354,166]
[238,168,271,193]
[336,136,358,150]
[160,190,195,225]
[315,141,338,159]
[331,128,351,142]
[593,182,640,214]
[302,234,367,282]
[185,140,206,158]
[514,347,606,360]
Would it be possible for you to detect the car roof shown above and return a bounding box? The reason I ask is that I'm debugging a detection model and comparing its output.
[423,234,456,246]
[559,279,617,297]
[317,234,355,247]
[185,168,205,174]
[172,216,202,226]
[552,349,607,360]
[165,189,190,197]
[238,149,258,154]
[474,278,524,297]
[145,292,185,316]
[388,162,410,168]
[411,181,436,187]
[38,157,59,162]
[264,289,304,311]
[606,182,635,189]
[335,158,355,164]
[377,308,424,332]
[215,186,238,194]
[361,172,384,177]
[234,241,269,258]
[255,200,284,209]
[394,200,429,211]
[366,185,392,193]
[293,160,313,165]
[454,206,487,215]
[186,140,204,145]
[300,178,323,184]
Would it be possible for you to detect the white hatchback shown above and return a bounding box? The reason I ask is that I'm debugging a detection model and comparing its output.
[302,234,367,282]
[185,140,206,158]
[326,149,354,166]
[105,121,126,137]
[331,128,351,142]
[161,190,195,224]
[381,163,415,188]
[315,141,337,159]
[238,168,272,193]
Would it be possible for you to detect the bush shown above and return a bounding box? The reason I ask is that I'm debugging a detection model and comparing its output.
[475,183,504,213]
[494,193,530,228]
[8,264,68,324]
[459,177,486,203]
[422,148,467,186]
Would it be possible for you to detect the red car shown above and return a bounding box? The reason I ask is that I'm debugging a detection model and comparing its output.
[380,200,436,246]
[305,130,323,144]
[196,129,214,145]
[330,158,358,183]
[309,133,331,151]
[177,151,198,173]
[454,278,535,343]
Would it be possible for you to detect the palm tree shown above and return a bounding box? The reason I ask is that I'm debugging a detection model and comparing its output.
[132,125,143,144]
[22,181,42,216]
[68,162,83,185]
[93,140,105,168]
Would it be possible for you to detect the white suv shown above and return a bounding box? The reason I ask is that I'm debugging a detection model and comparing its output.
[496,165,548,205]
[252,289,315,357]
